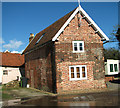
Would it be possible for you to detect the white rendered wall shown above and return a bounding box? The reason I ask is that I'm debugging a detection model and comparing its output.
[0,66,2,83]
[2,67,21,84]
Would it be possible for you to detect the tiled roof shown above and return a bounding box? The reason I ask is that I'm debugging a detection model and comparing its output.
[0,52,24,67]
[23,8,77,54]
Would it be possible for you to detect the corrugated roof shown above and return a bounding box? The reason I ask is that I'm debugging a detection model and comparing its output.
[0,52,24,67]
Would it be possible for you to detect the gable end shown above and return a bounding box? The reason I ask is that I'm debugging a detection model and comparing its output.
[52,6,109,41]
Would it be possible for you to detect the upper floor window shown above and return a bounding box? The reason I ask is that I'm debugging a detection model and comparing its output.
[69,65,87,81]
[72,41,84,53]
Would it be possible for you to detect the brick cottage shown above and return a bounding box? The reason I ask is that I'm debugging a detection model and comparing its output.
[23,6,109,94]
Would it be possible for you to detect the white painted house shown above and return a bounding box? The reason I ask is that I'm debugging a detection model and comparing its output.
[105,59,119,75]
[0,51,25,84]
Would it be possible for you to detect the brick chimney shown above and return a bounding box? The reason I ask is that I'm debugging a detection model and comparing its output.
[29,33,34,43]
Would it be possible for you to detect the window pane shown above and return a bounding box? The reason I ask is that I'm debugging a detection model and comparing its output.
[74,43,77,51]
[71,73,74,78]
[82,67,86,78]
[79,43,83,51]
[71,67,74,72]
[76,67,80,78]
[80,47,83,51]
[76,67,80,73]
[82,67,85,72]
[77,73,80,78]
[114,64,118,72]
[74,47,77,51]
[82,72,86,77]
[71,67,74,78]
[110,64,113,72]
[74,43,77,47]
[79,43,82,46]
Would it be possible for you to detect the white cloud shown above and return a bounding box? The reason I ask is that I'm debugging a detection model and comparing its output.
[11,51,20,53]
[3,39,23,50]
[11,50,24,54]
[0,37,5,44]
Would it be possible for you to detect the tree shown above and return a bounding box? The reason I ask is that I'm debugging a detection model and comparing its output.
[116,28,120,49]
[110,25,120,49]
[104,48,120,61]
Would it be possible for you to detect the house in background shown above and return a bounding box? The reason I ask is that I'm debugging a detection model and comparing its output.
[0,51,25,84]
[105,59,120,81]
[23,6,109,94]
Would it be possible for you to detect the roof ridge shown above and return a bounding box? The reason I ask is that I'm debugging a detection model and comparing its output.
[2,52,21,55]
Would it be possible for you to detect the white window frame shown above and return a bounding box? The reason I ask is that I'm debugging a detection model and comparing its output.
[3,70,8,75]
[69,65,87,81]
[72,41,84,53]
[106,60,119,75]
[109,64,118,73]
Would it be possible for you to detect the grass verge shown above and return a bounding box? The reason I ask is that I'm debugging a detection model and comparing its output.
[2,93,13,100]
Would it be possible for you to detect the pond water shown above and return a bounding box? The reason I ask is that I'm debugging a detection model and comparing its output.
[20,92,119,107]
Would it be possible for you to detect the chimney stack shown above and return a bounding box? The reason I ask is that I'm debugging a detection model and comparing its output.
[29,33,34,43]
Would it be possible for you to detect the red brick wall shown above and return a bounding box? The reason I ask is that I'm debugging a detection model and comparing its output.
[25,12,107,94]
[54,13,106,93]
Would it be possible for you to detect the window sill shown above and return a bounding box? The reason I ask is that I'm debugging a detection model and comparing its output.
[73,51,84,53]
[70,78,87,81]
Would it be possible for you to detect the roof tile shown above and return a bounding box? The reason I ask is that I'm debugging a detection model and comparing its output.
[1,52,24,67]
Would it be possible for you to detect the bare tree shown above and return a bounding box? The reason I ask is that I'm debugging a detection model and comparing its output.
[110,25,120,49]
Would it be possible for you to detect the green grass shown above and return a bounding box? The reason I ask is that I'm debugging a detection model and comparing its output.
[2,85,20,91]
[1,85,22,100]
[1,85,49,101]
[2,93,13,100]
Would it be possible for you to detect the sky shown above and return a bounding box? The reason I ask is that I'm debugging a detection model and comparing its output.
[1,2,119,53]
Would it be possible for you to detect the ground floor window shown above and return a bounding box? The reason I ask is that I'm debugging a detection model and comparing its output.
[69,65,87,81]
[3,70,8,75]
[110,64,118,72]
